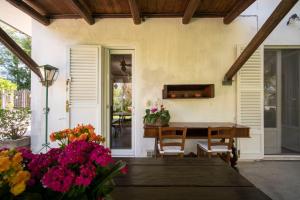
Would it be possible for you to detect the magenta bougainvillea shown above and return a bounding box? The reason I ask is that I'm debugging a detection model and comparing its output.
[16,139,126,199]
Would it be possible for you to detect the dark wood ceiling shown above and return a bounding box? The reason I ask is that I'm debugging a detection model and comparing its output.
[9,0,257,25]
[24,0,238,17]
[2,0,298,85]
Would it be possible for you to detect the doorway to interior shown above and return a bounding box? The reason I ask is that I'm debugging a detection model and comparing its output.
[264,47,300,155]
[103,49,134,156]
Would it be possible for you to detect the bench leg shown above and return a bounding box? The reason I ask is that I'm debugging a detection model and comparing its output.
[207,152,212,159]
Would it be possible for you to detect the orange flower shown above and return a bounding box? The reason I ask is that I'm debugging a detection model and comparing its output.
[68,134,75,142]
[0,156,11,172]
[50,133,56,142]
[90,133,97,140]
[10,182,26,196]
[12,152,22,167]
[78,133,88,141]
[10,170,30,185]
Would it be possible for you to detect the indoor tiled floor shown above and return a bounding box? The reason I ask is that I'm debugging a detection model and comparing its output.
[111,126,132,149]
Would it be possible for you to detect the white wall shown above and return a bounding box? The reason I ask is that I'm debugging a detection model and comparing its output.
[31,0,300,158]
[0,0,32,36]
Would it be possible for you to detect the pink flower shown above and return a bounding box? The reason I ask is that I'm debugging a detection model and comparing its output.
[58,140,93,166]
[90,145,113,167]
[75,163,96,186]
[17,147,36,164]
[27,148,63,185]
[120,164,128,174]
[151,107,158,113]
[42,166,75,192]
[19,140,126,195]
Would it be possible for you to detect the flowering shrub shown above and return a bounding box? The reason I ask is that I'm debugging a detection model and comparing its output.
[27,140,125,199]
[0,149,30,197]
[50,124,105,147]
[0,109,30,140]
[0,125,127,200]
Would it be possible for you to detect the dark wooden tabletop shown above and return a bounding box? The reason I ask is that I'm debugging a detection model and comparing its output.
[112,158,271,200]
[157,122,249,129]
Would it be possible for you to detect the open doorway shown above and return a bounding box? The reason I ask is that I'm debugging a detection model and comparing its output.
[103,49,134,156]
[264,48,300,155]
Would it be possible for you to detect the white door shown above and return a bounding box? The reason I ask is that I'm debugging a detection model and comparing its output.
[237,46,264,160]
[103,49,135,157]
[67,46,102,133]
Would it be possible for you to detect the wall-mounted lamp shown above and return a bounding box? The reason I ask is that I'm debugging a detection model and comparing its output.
[287,13,300,26]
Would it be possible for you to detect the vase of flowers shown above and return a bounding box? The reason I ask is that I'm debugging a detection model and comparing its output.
[0,124,127,200]
[144,100,170,127]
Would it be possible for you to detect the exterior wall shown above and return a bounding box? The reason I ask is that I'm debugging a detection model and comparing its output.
[30,0,300,158]
[0,1,32,36]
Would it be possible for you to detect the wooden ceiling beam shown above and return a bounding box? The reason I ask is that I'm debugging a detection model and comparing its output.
[6,0,50,26]
[0,27,42,79]
[223,0,299,83]
[182,0,201,24]
[70,0,95,25]
[223,0,256,24]
[128,0,141,24]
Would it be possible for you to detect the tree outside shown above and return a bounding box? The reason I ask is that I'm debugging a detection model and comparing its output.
[113,83,132,113]
[0,21,31,90]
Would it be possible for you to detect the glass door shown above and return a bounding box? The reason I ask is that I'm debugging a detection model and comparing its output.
[264,49,281,154]
[104,49,134,156]
[281,49,300,154]
[264,48,300,155]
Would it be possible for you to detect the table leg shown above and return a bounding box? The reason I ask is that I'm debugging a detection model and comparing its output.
[154,137,158,158]
[230,139,238,168]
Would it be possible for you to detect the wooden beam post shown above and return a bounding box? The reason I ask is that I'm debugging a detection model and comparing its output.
[6,0,50,26]
[128,0,141,24]
[0,27,42,79]
[70,0,95,25]
[182,0,200,24]
[224,0,299,83]
[223,0,256,24]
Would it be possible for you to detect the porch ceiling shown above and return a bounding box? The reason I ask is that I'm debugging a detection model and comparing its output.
[25,0,236,17]
[7,0,256,25]
[1,0,298,84]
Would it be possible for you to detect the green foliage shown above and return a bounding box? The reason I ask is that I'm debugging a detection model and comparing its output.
[113,83,132,112]
[0,108,30,140]
[144,109,170,126]
[0,78,17,92]
[0,22,31,90]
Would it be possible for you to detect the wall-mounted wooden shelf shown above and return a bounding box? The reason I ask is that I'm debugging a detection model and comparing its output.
[162,84,214,99]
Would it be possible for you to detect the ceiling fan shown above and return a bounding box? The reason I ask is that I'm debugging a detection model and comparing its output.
[120,56,132,73]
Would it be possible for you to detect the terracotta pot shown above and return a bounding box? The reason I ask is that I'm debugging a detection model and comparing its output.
[0,136,31,149]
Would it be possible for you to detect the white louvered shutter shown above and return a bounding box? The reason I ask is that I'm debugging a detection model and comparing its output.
[237,46,264,159]
[68,46,100,132]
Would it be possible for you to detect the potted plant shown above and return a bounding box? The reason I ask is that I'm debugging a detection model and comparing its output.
[0,108,31,149]
[144,100,170,127]
[0,124,127,200]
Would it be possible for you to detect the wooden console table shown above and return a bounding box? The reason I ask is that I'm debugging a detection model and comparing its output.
[144,122,250,166]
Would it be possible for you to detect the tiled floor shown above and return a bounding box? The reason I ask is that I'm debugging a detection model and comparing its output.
[238,161,300,200]
[111,126,132,149]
